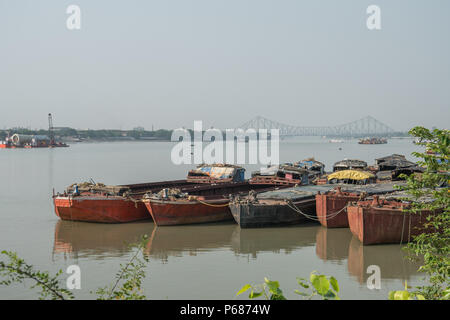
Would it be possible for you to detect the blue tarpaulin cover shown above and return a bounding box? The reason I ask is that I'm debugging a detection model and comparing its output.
[193,165,245,181]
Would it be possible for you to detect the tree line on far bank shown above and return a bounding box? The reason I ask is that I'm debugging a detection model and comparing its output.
[0,127,173,141]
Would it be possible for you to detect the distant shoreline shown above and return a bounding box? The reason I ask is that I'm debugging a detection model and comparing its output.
[65,137,172,143]
[1,127,410,143]
[0,127,173,143]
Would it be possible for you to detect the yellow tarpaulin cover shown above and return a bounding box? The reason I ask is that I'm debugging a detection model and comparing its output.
[327,170,375,181]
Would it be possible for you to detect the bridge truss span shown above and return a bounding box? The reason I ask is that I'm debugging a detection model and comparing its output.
[237,115,395,137]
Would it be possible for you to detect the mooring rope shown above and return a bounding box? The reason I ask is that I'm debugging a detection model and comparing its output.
[400,211,406,245]
[123,195,141,208]
[284,199,349,222]
[284,200,319,221]
[196,199,230,207]
[68,195,74,221]
[408,211,412,243]
[399,209,412,245]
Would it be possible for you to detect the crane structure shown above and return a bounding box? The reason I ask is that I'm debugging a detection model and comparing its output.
[48,113,55,145]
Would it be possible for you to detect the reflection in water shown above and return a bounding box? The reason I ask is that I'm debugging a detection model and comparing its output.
[54,221,321,261]
[53,220,423,287]
[146,222,235,262]
[347,237,421,284]
[231,223,317,259]
[53,220,154,259]
[315,226,353,262]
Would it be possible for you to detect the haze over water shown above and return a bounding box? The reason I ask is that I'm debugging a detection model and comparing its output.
[0,137,424,299]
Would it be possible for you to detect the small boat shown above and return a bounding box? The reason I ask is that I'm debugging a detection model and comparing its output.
[332,159,368,172]
[0,143,11,149]
[1,136,14,148]
[374,154,424,181]
[0,138,13,148]
[294,158,326,181]
[250,164,309,186]
[250,158,325,186]
[358,137,387,144]
[186,163,245,184]
[347,195,437,245]
[327,169,376,185]
[229,185,338,228]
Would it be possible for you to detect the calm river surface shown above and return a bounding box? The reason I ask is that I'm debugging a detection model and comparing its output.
[0,137,425,299]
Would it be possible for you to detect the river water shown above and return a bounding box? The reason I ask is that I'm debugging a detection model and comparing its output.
[0,137,425,299]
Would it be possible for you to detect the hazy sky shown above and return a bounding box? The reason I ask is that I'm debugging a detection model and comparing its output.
[0,0,449,131]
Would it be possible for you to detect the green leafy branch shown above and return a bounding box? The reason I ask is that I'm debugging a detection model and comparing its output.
[0,250,74,300]
[389,281,425,300]
[395,126,449,300]
[0,235,150,300]
[94,235,149,300]
[236,272,340,300]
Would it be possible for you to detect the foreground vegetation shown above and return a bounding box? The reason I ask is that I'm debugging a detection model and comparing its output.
[237,272,340,300]
[398,127,449,299]
[0,237,149,300]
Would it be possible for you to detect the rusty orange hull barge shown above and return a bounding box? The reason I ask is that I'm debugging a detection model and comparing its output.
[53,195,149,223]
[145,182,281,226]
[52,180,202,223]
[315,191,360,228]
[315,183,404,229]
[347,197,436,245]
[145,197,232,226]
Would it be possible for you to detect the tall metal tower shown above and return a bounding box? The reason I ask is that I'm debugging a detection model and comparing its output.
[48,113,55,145]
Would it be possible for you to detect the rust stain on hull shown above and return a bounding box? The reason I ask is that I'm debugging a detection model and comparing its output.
[53,196,151,223]
[315,192,360,228]
[347,198,436,245]
[145,199,233,226]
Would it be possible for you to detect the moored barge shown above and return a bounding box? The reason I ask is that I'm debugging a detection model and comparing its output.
[249,164,309,186]
[347,195,437,245]
[53,164,244,223]
[316,187,361,228]
[315,181,404,228]
[53,180,199,223]
[358,137,387,144]
[250,158,325,186]
[229,185,338,228]
[333,159,367,172]
[144,182,279,226]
